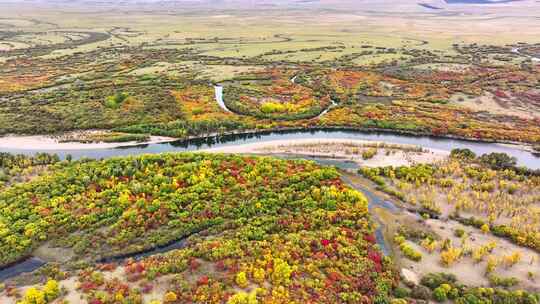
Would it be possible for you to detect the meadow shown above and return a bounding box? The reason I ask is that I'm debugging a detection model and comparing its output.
[0,2,539,146]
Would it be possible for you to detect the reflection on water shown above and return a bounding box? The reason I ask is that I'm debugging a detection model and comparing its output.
[0,257,46,281]
[341,174,398,256]
[2,128,539,169]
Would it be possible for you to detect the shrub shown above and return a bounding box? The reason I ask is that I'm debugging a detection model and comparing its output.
[399,242,422,262]
[421,238,438,253]
[104,92,129,109]
[454,228,465,238]
[236,271,249,288]
[19,279,60,304]
[271,258,294,285]
[486,255,499,274]
[440,247,462,266]
[362,148,378,160]
[22,287,46,304]
[448,288,460,300]
[261,102,287,113]
[164,291,177,303]
[252,268,265,284]
[411,285,432,300]
[43,280,59,301]
[420,273,457,289]
[393,287,411,298]
[450,148,476,160]
[479,152,517,170]
[227,290,258,304]
[502,251,522,268]
[433,286,448,302]
[488,275,519,287]
[472,242,497,263]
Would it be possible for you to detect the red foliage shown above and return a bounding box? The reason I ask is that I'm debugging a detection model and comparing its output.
[141,283,154,294]
[99,263,117,271]
[197,275,209,286]
[79,282,99,293]
[189,258,201,271]
[320,239,331,247]
[215,260,227,271]
[494,90,508,99]
[327,271,342,282]
[368,249,382,266]
[363,234,376,244]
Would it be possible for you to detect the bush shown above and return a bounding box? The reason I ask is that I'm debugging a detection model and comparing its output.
[420,273,457,289]
[22,287,45,304]
[488,275,519,287]
[104,92,129,109]
[236,271,249,288]
[261,102,287,113]
[448,288,460,300]
[164,291,177,303]
[252,268,265,284]
[450,148,476,160]
[440,247,462,266]
[479,152,517,170]
[227,290,258,304]
[411,285,432,300]
[397,238,422,262]
[362,148,378,160]
[43,280,59,301]
[433,286,448,302]
[454,228,465,238]
[393,287,411,298]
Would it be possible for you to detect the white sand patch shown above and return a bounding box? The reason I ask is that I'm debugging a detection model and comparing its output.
[201,138,449,167]
[451,92,540,120]
[0,134,175,150]
[399,218,540,290]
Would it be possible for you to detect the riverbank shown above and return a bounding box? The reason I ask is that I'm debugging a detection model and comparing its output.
[1,127,538,169]
[0,134,176,150]
[0,125,537,152]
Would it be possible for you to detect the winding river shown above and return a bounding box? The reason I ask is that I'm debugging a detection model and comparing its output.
[1,83,540,281]
[0,156,396,281]
[214,85,233,113]
[511,47,540,62]
[2,129,539,169]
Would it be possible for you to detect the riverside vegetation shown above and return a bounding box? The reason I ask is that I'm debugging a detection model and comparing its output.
[0,153,396,303]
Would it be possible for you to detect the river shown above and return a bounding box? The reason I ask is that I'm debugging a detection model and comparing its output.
[214,85,233,113]
[2,82,540,280]
[1,128,538,169]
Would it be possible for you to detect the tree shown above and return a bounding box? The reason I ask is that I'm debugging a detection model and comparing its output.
[450,148,476,160]
[236,271,249,288]
[479,153,517,170]
[43,279,59,301]
[164,291,177,303]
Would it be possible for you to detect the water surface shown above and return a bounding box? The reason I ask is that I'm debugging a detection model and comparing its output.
[2,129,538,169]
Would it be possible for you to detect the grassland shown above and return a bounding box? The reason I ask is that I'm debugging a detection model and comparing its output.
[0,1,539,146]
